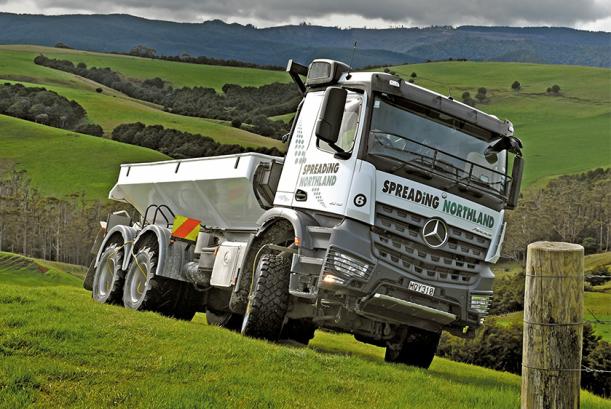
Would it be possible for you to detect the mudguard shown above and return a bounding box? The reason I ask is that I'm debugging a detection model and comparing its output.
[228,208,321,314]
[255,207,320,250]
[93,224,139,271]
[131,224,171,277]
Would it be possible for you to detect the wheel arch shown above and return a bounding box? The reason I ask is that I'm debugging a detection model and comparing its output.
[131,225,171,276]
[255,208,319,250]
[94,225,139,271]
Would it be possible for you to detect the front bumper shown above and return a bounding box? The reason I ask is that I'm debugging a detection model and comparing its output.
[317,217,494,335]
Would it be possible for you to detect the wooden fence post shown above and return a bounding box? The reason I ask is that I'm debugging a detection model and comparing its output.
[521,241,584,409]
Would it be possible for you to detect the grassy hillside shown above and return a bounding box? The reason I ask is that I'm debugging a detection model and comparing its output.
[0,47,284,149]
[2,78,283,149]
[389,62,611,186]
[0,45,288,91]
[0,252,608,409]
[0,46,609,199]
[0,115,168,198]
[0,45,283,198]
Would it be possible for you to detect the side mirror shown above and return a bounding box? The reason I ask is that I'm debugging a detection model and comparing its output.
[506,155,524,210]
[315,87,347,146]
[485,136,523,163]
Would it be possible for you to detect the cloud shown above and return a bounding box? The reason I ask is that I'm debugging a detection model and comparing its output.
[2,0,610,29]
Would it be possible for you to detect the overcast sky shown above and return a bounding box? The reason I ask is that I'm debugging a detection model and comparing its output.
[2,0,610,31]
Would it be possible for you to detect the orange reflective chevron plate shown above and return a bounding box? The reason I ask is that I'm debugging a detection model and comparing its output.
[171,215,201,241]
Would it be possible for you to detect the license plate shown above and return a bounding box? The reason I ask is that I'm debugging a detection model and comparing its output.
[408,281,436,297]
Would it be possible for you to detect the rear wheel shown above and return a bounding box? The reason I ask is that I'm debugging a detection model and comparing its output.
[241,254,290,341]
[384,327,441,369]
[122,239,200,320]
[92,243,125,304]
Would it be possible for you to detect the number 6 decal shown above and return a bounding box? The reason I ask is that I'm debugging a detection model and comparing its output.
[354,194,367,207]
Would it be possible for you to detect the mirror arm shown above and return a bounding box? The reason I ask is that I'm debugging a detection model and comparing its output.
[328,143,351,159]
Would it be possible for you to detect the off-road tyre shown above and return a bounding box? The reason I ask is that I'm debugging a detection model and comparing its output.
[241,254,290,341]
[91,243,125,304]
[384,327,441,369]
[122,235,201,321]
[280,318,317,345]
[206,309,243,331]
[229,220,293,314]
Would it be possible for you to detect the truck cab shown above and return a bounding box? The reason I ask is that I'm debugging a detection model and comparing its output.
[85,59,523,369]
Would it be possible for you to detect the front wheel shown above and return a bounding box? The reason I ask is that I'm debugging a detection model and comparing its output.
[241,254,290,341]
[206,309,243,331]
[384,327,441,369]
[281,319,317,345]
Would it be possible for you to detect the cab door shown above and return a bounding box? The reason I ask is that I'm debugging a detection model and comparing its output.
[274,90,366,216]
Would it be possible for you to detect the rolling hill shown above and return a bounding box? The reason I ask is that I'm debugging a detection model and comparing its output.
[0,45,609,199]
[0,13,609,68]
[0,45,288,91]
[0,252,608,409]
[0,45,285,147]
[0,115,168,199]
[0,45,285,198]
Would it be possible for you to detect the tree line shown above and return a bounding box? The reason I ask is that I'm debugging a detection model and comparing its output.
[112,123,283,158]
[437,320,610,397]
[0,168,120,266]
[124,44,284,71]
[0,83,103,136]
[34,55,298,139]
[503,168,610,261]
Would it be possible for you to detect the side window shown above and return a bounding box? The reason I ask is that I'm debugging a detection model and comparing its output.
[318,93,363,154]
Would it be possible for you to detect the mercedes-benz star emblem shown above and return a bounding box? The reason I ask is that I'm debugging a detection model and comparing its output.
[422,219,449,248]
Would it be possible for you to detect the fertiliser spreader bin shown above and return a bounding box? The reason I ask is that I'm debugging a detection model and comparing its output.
[84,59,525,369]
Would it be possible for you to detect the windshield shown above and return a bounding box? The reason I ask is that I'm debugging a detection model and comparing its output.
[368,96,508,195]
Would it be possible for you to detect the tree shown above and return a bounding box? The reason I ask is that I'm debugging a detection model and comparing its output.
[129,45,157,58]
[476,87,487,102]
[511,81,521,92]
[410,72,417,79]
[231,118,242,128]
[462,91,476,107]
[551,84,561,94]
[383,67,390,73]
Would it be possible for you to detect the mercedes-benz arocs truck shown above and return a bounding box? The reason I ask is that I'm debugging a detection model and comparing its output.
[84,59,524,368]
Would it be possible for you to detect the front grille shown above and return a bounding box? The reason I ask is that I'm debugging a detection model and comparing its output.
[372,203,491,285]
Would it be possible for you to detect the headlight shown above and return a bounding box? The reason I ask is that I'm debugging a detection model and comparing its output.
[323,248,373,282]
[470,294,492,315]
[321,274,346,286]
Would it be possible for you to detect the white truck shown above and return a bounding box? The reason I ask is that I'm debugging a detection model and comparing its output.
[84,59,524,368]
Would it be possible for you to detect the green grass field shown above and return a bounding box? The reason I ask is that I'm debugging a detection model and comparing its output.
[0,252,608,409]
[0,45,288,91]
[388,62,611,186]
[0,46,609,199]
[0,47,285,149]
[0,46,283,198]
[0,115,168,198]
